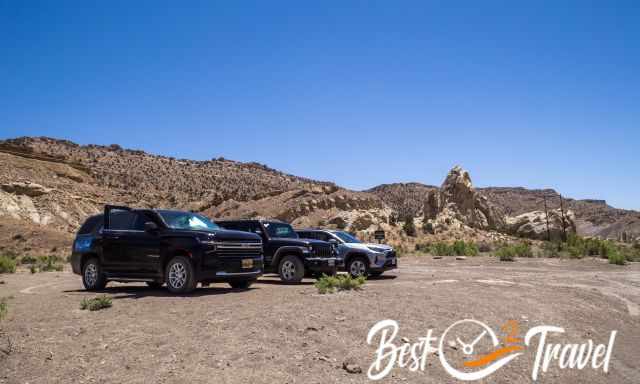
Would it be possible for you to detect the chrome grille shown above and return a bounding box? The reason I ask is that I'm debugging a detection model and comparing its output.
[214,242,262,257]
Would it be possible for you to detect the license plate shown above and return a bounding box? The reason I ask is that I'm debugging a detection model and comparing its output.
[242,259,253,269]
[328,259,335,267]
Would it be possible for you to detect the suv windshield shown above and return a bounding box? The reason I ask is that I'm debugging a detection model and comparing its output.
[334,231,361,243]
[263,222,298,239]
[158,211,220,231]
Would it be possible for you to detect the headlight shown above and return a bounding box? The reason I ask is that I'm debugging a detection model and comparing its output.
[197,236,217,247]
[367,246,385,253]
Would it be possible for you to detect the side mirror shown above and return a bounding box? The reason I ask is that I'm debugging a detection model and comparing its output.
[144,221,159,233]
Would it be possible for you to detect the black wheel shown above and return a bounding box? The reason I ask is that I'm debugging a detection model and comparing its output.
[146,281,163,289]
[165,256,197,294]
[369,271,384,278]
[278,255,305,283]
[82,257,107,291]
[229,280,254,289]
[347,256,369,278]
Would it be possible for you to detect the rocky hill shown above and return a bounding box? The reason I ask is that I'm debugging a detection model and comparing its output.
[0,136,637,257]
[0,137,390,255]
[479,187,640,240]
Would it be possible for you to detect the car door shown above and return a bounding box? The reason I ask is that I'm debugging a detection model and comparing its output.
[253,222,276,267]
[121,212,162,276]
[101,210,136,273]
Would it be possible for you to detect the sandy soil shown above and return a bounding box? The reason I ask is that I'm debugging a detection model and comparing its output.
[0,256,638,384]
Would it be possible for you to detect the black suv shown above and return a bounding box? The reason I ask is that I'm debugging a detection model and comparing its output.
[70,205,264,293]
[216,219,337,283]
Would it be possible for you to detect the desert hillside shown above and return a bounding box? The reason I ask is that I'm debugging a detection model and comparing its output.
[0,136,638,258]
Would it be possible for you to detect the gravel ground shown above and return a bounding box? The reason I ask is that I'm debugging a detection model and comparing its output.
[0,256,638,384]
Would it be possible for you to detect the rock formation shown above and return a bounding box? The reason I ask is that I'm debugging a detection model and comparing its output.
[506,209,576,240]
[423,166,504,232]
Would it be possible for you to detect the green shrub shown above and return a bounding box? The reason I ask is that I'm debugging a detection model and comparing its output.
[0,256,17,274]
[513,242,533,257]
[567,246,584,259]
[495,242,531,261]
[422,222,434,234]
[0,298,7,321]
[430,242,454,256]
[620,245,640,262]
[495,246,516,261]
[607,247,626,265]
[32,255,64,272]
[540,241,561,258]
[403,219,417,237]
[80,295,112,311]
[315,274,366,294]
[19,255,37,265]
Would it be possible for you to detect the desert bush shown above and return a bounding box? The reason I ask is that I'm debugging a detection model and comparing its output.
[495,246,515,261]
[478,242,492,253]
[495,242,532,261]
[430,242,454,256]
[315,274,366,294]
[32,255,64,272]
[80,295,112,311]
[403,219,417,237]
[567,246,584,259]
[565,234,615,258]
[0,256,16,274]
[453,240,479,256]
[540,241,561,258]
[620,245,640,262]
[0,298,7,321]
[608,249,626,265]
[19,255,37,264]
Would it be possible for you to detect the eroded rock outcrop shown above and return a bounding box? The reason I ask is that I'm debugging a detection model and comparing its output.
[423,166,504,232]
[506,209,576,240]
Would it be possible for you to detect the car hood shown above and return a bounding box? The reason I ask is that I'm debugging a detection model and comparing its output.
[167,229,262,242]
[271,238,329,247]
[344,243,393,252]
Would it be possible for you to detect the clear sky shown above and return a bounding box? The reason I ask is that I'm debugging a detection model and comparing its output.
[1,1,638,210]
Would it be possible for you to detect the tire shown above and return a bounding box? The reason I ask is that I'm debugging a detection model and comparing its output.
[278,255,305,283]
[165,256,197,294]
[146,281,163,289]
[347,256,369,278]
[228,279,254,289]
[82,257,107,291]
[369,271,384,278]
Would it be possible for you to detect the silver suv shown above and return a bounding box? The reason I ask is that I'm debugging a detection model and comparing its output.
[296,229,397,278]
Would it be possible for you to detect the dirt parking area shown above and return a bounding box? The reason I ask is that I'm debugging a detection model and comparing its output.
[1,256,639,384]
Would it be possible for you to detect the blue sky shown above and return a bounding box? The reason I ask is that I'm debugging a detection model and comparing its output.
[1,1,638,209]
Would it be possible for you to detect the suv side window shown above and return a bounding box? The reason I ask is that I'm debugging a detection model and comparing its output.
[109,211,136,230]
[78,215,103,234]
[131,212,156,231]
[219,222,243,231]
[316,232,330,241]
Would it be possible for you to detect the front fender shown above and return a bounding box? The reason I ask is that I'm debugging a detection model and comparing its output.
[272,246,305,267]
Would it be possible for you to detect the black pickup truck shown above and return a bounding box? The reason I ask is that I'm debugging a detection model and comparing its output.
[70,205,264,293]
[216,219,337,283]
